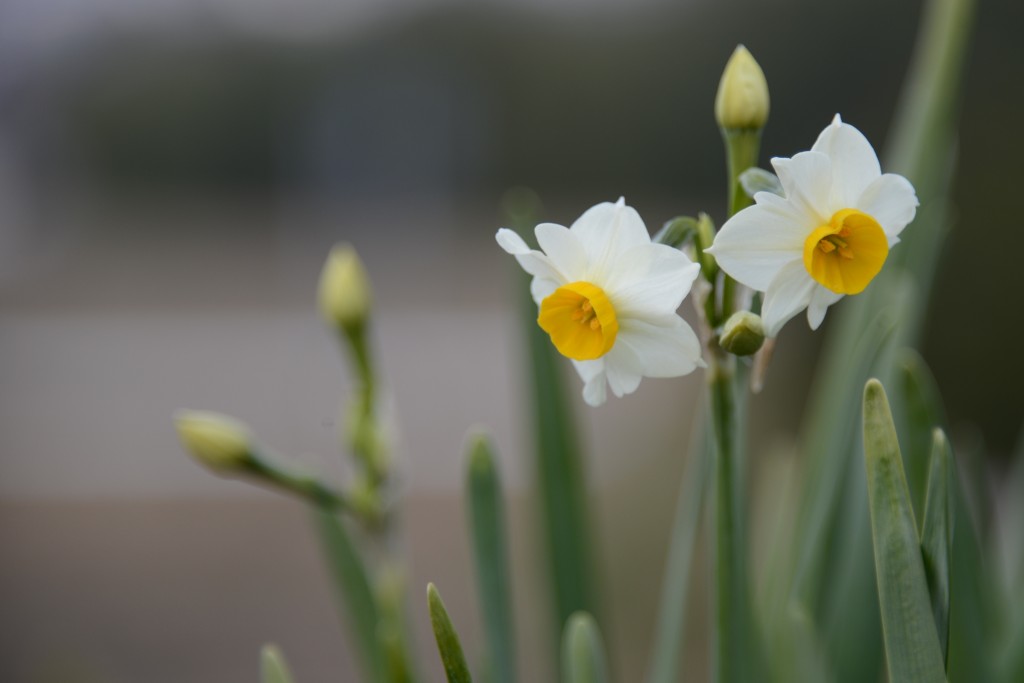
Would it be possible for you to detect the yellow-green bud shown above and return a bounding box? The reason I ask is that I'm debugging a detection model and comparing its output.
[715,45,769,130]
[719,311,765,356]
[318,243,371,330]
[175,410,253,471]
[695,212,719,280]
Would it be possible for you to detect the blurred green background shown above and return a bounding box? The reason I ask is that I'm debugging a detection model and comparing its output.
[1,0,1021,681]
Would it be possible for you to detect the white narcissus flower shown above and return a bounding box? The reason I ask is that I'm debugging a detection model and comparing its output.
[707,114,918,337]
[496,198,704,407]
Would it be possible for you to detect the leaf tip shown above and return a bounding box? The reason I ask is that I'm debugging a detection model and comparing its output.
[260,643,294,683]
[466,430,495,477]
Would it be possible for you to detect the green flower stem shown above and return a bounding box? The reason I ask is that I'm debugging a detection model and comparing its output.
[709,357,744,683]
[707,126,763,683]
[247,453,351,512]
[719,128,761,323]
[340,322,387,485]
[723,129,760,218]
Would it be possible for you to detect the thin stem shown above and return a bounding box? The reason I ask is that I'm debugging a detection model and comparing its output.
[709,356,739,683]
[709,126,763,683]
[247,455,351,512]
[720,128,761,323]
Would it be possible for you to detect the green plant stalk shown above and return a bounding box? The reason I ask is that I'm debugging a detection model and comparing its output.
[340,322,387,485]
[719,128,760,323]
[709,126,762,683]
[314,510,386,683]
[247,452,350,512]
[709,358,756,683]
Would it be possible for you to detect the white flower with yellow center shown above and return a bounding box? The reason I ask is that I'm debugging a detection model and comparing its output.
[707,115,918,337]
[497,198,704,406]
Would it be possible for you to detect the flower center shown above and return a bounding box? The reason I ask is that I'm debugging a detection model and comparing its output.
[802,209,889,295]
[538,281,619,360]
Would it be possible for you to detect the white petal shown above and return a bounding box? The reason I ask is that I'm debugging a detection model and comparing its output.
[811,117,881,207]
[496,227,530,255]
[615,316,704,378]
[569,199,651,280]
[530,278,558,305]
[856,173,918,243]
[707,201,809,291]
[761,260,817,337]
[606,243,701,318]
[572,359,608,407]
[806,286,843,330]
[535,223,587,281]
[496,228,564,283]
[603,342,644,398]
[772,152,833,222]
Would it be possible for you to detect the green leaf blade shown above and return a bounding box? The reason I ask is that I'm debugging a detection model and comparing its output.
[312,510,385,683]
[921,428,954,669]
[862,379,946,683]
[428,583,474,683]
[561,612,609,683]
[465,433,516,683]
[644,431,711,683]
[895,349,947,522]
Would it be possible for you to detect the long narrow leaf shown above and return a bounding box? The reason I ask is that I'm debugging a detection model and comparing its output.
[644,425,711,683]
[312,510,385,683]
[428,583,473,683]
[895,350,948,521]
[921,428,955,669]
[946,452,995,683]
[562,612,608,683]
[862,379,946,682]
[465,433,516,683]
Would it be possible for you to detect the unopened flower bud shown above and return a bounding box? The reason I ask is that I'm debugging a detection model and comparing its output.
[715,45,770,131]
[695,212,719,280]
[319,243,371,331]
[175,410,253,471]
[719,310,765,356]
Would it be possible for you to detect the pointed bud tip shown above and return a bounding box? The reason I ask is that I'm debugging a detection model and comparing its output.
[318,243,371,330]
[174,410,252,471]
[715,44,770,130]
